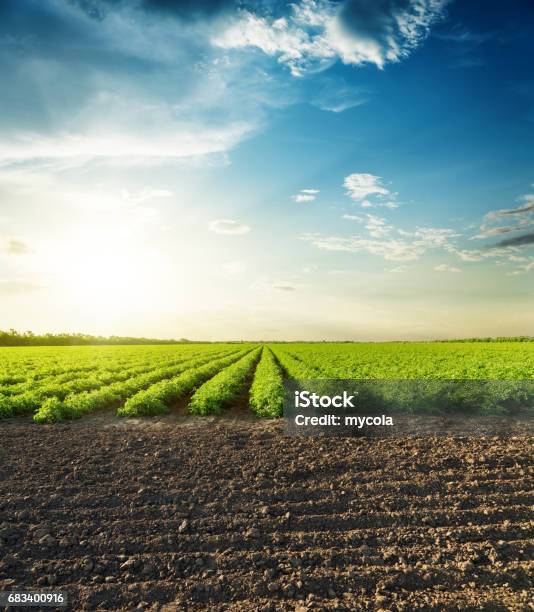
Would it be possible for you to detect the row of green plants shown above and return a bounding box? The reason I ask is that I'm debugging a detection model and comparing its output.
[0,342,532,422]
[30,347,240,422]
[0,345,203,383]
[33,349,242,423]
[31,345,286,420]
[249,347,285,417]
[269,347,324,379]
[119,347,256,417]
[1,350,189,396]
[0,347,227,419]
[188,347,262,415]
[271,342,534,380]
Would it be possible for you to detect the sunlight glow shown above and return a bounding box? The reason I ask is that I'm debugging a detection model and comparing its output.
[48,230,162,325]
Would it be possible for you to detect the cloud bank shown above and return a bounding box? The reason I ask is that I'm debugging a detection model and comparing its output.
[0,0,448,169]
[213,0,449,75]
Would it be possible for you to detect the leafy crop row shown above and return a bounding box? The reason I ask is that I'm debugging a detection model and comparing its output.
[188,347,262,415]
[119,347,258,417]
[31,347,239,422]
[0,345,202,387]
[1,351,182,397]
[270,347,325,379]
[0,347,223,419]
[1,341,532,422]
[270,342,534,380]
[249,347,284,417]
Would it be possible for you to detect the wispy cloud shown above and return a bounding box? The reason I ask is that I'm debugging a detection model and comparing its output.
[434,263,461,273]
[292,188,319,202]
[310,77,369,112]
[0,124,253,166]
[507,259,534,276]
[251,278,301,295]
[489,233,534,248]
[434,27,492,44]
[302,231,455,262]
[389,265,408,273]
[343,213,394,237]
[433,24,493,68]
[273,284,297,292]
[306,211,460,262]
[472,191,534,239]
[495,197,534,216]
[209,219,251,235]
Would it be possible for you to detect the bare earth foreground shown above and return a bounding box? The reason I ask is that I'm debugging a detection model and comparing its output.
[0,414,532,611]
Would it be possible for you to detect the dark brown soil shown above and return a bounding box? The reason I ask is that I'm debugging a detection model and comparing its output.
[0,414,532,611]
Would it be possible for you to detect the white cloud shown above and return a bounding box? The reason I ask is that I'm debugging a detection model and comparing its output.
[302,234,427,261]
[293,194,316,203]
[343,213,394,237]
[365,214,394,238]
[412,227,460,246]
[292,188,319,202]
[344,173,390,201]
[303,220,459,262]
[434,263,461,273]
[449,248,483,262]
[213,0,448,75]
[213,8,336,77]
[209,219,251,235]
[0,123,253,166]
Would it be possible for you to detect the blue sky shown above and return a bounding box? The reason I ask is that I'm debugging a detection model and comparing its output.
[0,0,533,340]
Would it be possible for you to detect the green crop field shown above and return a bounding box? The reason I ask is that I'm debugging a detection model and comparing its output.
[0,342,533,422]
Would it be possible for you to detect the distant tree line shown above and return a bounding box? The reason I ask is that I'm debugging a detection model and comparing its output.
[0,329,532,346]
[436,337,534,343]
[0,329,189,346]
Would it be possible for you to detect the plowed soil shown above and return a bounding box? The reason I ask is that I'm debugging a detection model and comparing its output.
[0,415,532,611]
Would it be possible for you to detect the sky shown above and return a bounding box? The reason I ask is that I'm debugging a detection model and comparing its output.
[0,0,533,341]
